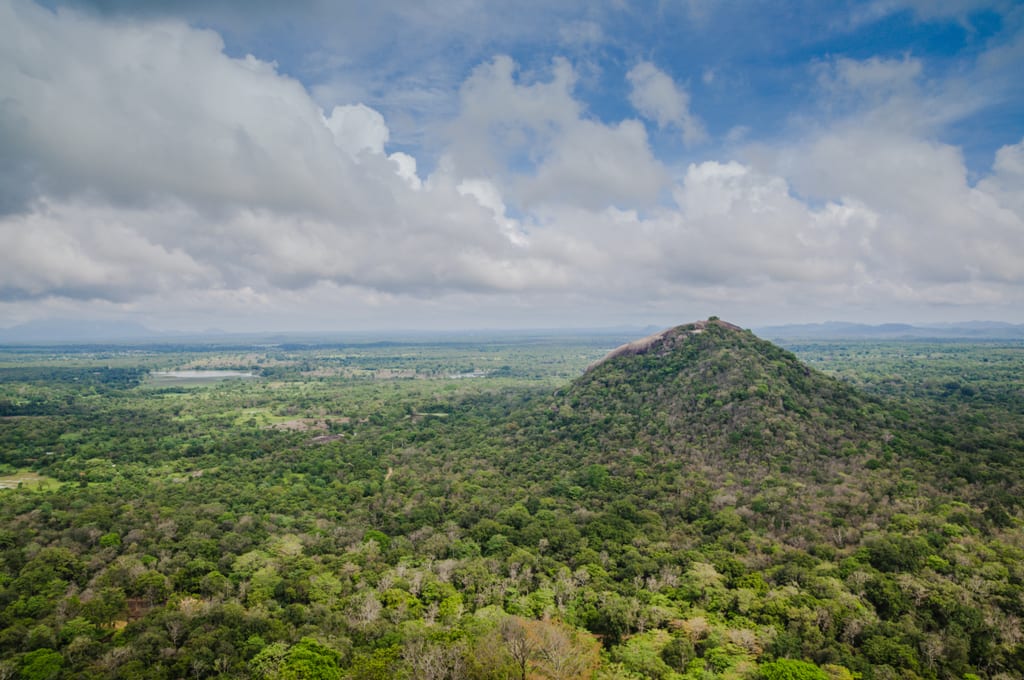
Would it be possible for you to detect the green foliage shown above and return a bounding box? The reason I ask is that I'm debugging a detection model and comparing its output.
[0,328,1023,679]
[20,648,63,680]
[251,641,289,678]
[611,630,677,679]
[279,637,342,680]
[758,658,830,680]
[99,531,121,548]
[346,644,404,680]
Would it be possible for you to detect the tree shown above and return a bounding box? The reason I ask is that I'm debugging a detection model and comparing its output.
[501,617,535,680]
[280,637,342,680]
[759,659,830,680]
[347,644,404,680]
[82,587,126,627]
[251,642,289,679]
[251,638,342,680]
[20,649,63,680]
[529,618,600,680]
[499,616,600,680]
[403,637,466,680]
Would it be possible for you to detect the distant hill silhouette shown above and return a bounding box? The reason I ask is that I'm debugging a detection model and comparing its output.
[757,320,1024,340]
[0,319,162,343]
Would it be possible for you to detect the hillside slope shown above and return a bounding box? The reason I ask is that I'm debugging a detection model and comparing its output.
[557,318,882,470]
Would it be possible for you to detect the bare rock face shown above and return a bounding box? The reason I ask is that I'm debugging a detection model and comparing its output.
[588,318,745,370]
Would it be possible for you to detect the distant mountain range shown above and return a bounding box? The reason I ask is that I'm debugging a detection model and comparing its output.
[755,320,1024,340]
[0,319,166,343]
[2,318,1023,344]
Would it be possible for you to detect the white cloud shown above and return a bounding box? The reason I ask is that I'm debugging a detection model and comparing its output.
[0,1,360,217]
[447,55,580,177]
[516,134,1024,316]
[513,160,878,298]
[457,178,527,245]
[0,2,570,304]
[989,137,1024,179]
[668,161,873,285]
[812,54,995,136]
[558,20,603,47]
[448,56,668,210]
[1,2,1023,328]
[324,104,390,158]
[761,53,1024,291]
[521,119,667,209]
[0,200,213,301]
[627,61,706,145]
[976,137,1024,241]
[821,55,923,96]
[666,54,988,303]
[388,152,422,190]
[768,128,1024,288]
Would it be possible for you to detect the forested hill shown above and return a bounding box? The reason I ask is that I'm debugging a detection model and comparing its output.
[509,316,1020,537]
[490,319,1024,677]
[566,318,870,464]
[501,318,903,557]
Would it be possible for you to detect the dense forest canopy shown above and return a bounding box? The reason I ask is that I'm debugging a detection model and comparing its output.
[1,321,1023,679]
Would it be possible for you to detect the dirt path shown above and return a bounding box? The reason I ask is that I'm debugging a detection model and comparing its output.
[385,466,394,481]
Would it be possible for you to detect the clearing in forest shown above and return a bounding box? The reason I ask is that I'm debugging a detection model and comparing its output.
[0,470,62,490]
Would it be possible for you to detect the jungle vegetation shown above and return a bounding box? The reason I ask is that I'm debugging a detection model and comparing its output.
[1,320,1023,679]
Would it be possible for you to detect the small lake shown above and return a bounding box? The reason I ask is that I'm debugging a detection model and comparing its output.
[150,370,259,384]
[154,370,257,378]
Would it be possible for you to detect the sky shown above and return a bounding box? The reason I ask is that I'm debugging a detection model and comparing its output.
[1,0,1023,332]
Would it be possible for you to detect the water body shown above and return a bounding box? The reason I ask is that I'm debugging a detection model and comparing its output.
[150,370,259,385]
[153,370,257,378]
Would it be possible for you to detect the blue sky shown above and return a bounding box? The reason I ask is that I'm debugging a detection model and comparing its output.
[1,0,1023,331]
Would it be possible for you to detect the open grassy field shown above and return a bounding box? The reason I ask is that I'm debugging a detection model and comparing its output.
[0,469,63,490]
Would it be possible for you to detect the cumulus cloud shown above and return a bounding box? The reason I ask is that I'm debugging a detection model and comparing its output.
[627,62,706,145]
[448,56,580,176]
[521,119,667,209]
[526,139,1024,314]
[670,162,877,286]
[448,56,668,209]
[1,2,1023,327]
[2,3,305,211]
[457,178,527,246]
[980,138,1024,213]
[388,152,422,190]
[0,190,567,302]
[0,1,573,305]
[768,54,1024,290]
[0,199,213,301]
[324,104,390,158]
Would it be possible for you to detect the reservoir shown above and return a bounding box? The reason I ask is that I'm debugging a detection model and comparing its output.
[153,370,257,378]
[150,369,259,384]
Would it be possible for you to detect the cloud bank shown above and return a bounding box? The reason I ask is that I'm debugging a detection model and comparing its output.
[0,0,1022,329]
